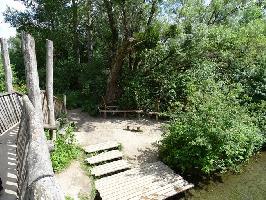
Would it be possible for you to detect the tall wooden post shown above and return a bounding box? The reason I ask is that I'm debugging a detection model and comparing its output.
[63,94,67,114]
[21,32,43,124]
[0,38,13,92]
[46,39,56,140]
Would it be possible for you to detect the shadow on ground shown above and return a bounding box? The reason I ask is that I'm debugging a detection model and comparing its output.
[0,125,18,200]
[68,108,164,133]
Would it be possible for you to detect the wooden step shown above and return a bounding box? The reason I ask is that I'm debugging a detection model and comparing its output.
[86,150,123,165]
[91,160,131,177]
[95,161,194,200]
[84,141,119,154]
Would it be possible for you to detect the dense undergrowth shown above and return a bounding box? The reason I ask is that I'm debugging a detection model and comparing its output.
[159,66,265,175]
[1,0,266,177]
[51,122,81,173]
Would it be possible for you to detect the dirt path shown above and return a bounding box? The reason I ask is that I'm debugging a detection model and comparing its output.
[55,161,92,200]
[69,109,164,165]
[56,109,165,199]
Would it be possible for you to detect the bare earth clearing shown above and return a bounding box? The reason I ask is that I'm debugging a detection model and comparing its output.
[56,109,165,199]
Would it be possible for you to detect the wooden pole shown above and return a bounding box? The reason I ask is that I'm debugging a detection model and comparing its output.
[63,94,67,114]
[20,95,64,199]
[0,38,13,92]
[46,39,56,140]
[21,32,43,124]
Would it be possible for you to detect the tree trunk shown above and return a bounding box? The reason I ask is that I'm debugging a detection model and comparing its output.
[105,40,134,104]
[72,0,80,63]
[147,0,158,28]
[121,0,130,39]
[87,0,93,62]
[21,32,43,124]
[103,0,118,57]
[0,38,13,93]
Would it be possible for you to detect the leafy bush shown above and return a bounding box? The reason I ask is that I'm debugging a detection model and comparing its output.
[51,123,81,172]
[159,65,264,174]
[0,57,26,94]
[249,101,266,138]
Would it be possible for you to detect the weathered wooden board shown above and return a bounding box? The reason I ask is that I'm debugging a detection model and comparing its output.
[91,160,131,177]
[86,150,123,165]
[95,161,194,200]
[84,141,119,154]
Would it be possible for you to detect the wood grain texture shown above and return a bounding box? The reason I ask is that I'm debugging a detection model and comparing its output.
[0,38,13,92]
[96,161,194,200]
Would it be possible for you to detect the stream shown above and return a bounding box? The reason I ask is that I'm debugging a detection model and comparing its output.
[183,151,266,200]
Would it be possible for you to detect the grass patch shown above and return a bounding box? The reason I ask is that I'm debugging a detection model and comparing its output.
[51,122,82,173]
[79,150,97,200]
[65,196,74,200]
[50,120,100,199]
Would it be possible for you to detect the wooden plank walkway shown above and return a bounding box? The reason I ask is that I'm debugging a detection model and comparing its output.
[95,161,193,200]
[91,160,131,177]
[84,142,193,200]
[84,141,119,154]
[0,125,19,200]
[86,150,123,165]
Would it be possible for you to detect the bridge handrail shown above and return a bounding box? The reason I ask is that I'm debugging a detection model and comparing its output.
[17,95,64,199]
[0,92,23,135]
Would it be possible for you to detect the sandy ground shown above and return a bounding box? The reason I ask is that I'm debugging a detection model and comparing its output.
[70,109,164,165]
[55,109,165,199]
[0,125,18,200]
[55,161,92,199]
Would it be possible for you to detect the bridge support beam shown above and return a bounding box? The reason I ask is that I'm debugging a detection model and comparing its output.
[0,38,13,93]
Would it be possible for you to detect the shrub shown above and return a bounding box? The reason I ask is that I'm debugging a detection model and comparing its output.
[51,123,81,172]
[159,65,264,174]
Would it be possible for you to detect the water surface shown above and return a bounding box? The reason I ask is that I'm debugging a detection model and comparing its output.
[184,151,266,200]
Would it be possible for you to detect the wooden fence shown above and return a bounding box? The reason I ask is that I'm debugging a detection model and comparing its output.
[41,90,65,125]
[0,92,64,199]
[0,92,22,135]
[0,91,65,135]
[17,95,64,199]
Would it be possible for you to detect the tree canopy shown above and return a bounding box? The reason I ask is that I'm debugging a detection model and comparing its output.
[2,0,266,174]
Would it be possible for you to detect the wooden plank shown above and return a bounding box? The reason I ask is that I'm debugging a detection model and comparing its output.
[5,95,16,125]
[99,110,143,113]
[10,93,22,122]
[84,141,119,154]
[91,160,131,177]
[0,97,12,130]
[95,163,170,191]
[100,169,182,200]
[86,150,123,164]
[96,162,194,200]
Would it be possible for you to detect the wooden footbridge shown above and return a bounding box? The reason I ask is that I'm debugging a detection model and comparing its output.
[0,33,193,199]
[84,141,194,200]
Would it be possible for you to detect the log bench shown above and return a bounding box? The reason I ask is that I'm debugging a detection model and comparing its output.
[147,111,160,121]
[99,109,143,119]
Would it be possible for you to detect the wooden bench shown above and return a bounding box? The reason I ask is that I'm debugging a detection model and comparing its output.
[99,109,143,119]
[147,111,160,121]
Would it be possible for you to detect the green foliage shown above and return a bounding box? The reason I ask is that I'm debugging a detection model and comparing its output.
[65,196,74,200]
[51,123,81,173]
[0,52,26,94]
[159,66,264,174]
[3,0,266,177]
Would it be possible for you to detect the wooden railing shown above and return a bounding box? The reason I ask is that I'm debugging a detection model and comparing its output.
[0,91,65,135]
[0,92,22,135]
[16,95,64,199]
[41,90,65,125]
